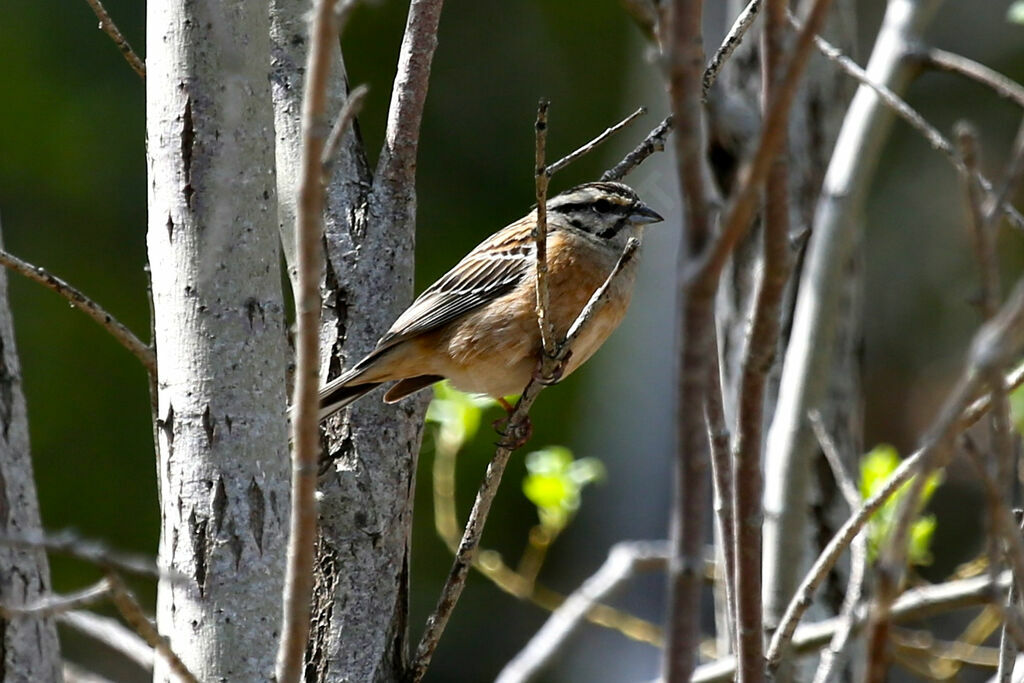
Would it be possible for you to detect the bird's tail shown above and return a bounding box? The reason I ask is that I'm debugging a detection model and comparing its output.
[318,379,381,420]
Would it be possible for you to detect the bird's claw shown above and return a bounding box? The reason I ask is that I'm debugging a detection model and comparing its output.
[493,415,533,449]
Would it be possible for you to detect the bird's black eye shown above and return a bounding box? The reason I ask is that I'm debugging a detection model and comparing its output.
[594,198,613,214]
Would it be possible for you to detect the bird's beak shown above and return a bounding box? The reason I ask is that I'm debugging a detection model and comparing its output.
[630,202,664,225]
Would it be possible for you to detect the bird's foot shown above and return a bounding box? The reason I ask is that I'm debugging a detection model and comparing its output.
[535,350,572,386]
[492,398,533,449]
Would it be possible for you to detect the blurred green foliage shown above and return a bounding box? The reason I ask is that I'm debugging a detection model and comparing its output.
[860,444,941,566]
[522,446,605,534]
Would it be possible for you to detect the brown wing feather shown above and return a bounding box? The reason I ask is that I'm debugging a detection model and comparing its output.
[374,216,536,349]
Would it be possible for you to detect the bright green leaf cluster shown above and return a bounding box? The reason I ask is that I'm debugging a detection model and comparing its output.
[425,382,496,451]
[1009,1,1024,24]
[1010,383,1024,435]
[860,444,941,566]
[522,446,606,534]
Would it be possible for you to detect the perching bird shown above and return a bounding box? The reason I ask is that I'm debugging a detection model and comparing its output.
[318,181,663,420]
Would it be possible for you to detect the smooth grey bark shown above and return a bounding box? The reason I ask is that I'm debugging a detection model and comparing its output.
[270,2,430,680]
[146,0,291,679]
[0,234,63,682]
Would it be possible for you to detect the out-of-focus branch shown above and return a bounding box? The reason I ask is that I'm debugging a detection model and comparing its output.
[81,0,146,78]
[796,15,1024,233]
[0,579,111,618]
[706,350,736,652]
[0,248,155,375]
[762,0,941,647]
[495,542,667,683]
[765,356,1024,668]
[915,47,1024,109]
[700,571,1013,683]
[321,83,369,181]
[59,611,155,672]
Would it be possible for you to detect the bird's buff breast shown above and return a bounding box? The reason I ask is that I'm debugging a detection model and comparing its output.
[435,236,638,398]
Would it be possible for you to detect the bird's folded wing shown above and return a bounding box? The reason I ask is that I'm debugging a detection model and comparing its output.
[375,219,536,349]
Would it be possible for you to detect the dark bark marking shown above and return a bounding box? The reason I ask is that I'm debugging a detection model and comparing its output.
[248,478,266,554]
[166,214,175,242]
[202,405,215,447]
[245,298,265,329]
[182,97,195,209]
[0,335,14,442]
[0,469,8,528]
[158,404,175,459]
[188,509,208,597]
[212,476,228,534]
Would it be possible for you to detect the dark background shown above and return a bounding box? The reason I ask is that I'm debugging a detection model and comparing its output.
[1,1,1023,680]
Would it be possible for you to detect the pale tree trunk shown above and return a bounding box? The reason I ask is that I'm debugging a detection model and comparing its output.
[270,1,437,679]
[146,0,291,679]
[0,233,62,682]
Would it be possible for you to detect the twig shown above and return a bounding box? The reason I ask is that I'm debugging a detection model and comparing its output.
[698,572,1014,683]
[797,15,1024,233]
[533,100,556,357]
[765,357,1024,669]
[106,572,198,683]
[601,115,674,182]
[809,412,869,683]
[546,107,647,177]
[0,530,170,580]
[0,579,111,618]
[702,0,763,100]
[495,541,667,683]
[915,47,1024,110]
[408,240,642,683]
[984,117,1024,227]
[277,0,344,679]
[321,83,369,181]
[662,0,717,678]
[0,248,155,375]
[59,610,154,672]
[81,0,145,78]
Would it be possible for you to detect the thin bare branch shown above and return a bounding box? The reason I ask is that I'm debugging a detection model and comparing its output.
[0,248,155,375]
[703,0,762,100]
[81,0,145,78]
[916,47,1024,110]
[0,579,111,618]
[700,571,1014,683]
[322,83,369,181]
[985,117,1024,227]
[409,239,642,683]
[547,107,647,177]
[59,611,154,672]
[106,572,198,683]
[601,115,674,182]
[533,100,556,357]
[495,541,667,683]
[765,357,1024,669]
[278,0,345,679]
